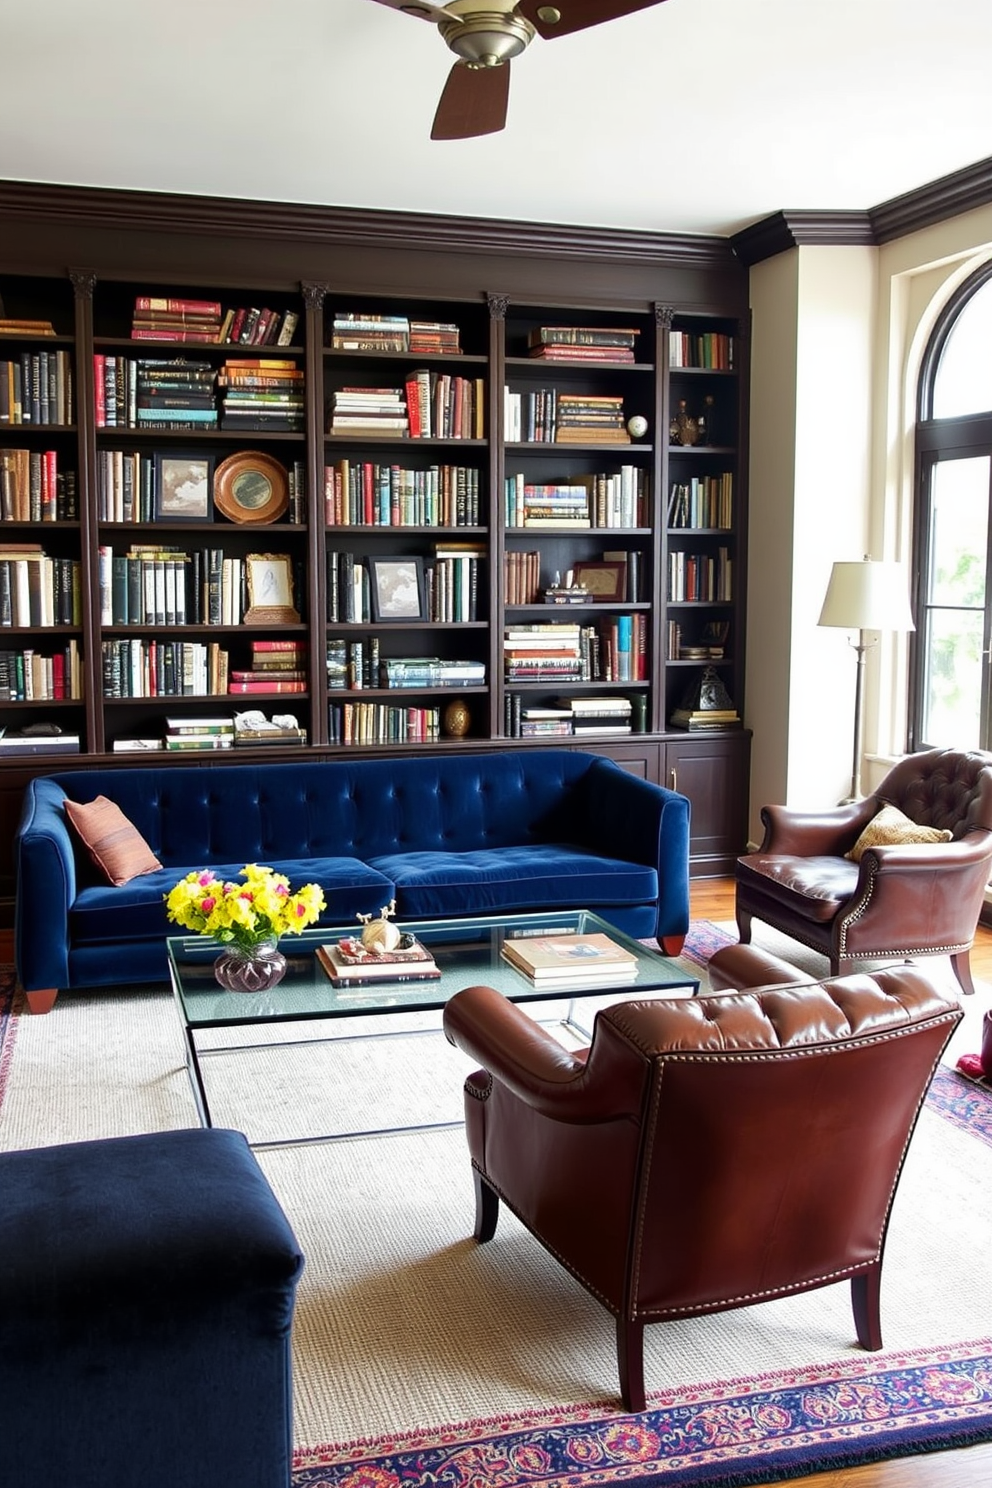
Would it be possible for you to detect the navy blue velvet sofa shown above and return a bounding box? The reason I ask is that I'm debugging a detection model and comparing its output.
[15,748,690,1001]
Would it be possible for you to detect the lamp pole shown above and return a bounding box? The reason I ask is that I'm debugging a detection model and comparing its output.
[847,631,874,804]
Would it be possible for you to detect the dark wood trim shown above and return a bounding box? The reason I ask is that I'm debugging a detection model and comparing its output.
[0,179,738,274]
[732,155,992,266]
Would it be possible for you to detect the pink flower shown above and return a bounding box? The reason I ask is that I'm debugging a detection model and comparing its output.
[197,871,216,886]
[294,903,306,917]
[276,884,289,898]
[201,896,216,914]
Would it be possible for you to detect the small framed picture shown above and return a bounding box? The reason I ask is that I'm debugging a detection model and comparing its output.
[154,452,215,523]
[572,560,627,602]
[368,556,427,622]
[244,553,300,624]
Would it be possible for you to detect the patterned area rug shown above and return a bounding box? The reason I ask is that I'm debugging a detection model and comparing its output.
[0,968,18,1112]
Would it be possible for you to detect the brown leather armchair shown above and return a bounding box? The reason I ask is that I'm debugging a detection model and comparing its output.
[736,747,992,994]
[442,957,960,1413]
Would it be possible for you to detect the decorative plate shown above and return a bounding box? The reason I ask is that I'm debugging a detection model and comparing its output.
[213,450,290,525]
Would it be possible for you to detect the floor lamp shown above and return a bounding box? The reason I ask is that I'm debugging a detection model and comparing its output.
[817,557,915,801]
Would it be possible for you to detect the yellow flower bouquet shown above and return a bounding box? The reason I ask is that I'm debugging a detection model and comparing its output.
[165,864,326,953]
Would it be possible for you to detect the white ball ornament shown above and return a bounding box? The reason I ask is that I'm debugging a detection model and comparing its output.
[627,415,649,440]
[358,899,402,954]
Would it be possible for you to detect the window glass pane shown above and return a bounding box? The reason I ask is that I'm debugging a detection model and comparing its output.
[927,456,989,605]
[933,276,992,418]
[921,608,984,748]
[920,456,990,748]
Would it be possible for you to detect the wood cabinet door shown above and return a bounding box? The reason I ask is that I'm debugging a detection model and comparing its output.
[663,732,750,873]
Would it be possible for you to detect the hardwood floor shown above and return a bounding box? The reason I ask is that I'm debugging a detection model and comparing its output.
[690,878,992,1487]
[4,893,988,1482]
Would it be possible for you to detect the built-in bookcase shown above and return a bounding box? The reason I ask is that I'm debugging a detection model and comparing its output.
[0,187,752,899]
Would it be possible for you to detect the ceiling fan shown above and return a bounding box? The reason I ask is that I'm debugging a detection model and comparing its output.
[368,0,667,140]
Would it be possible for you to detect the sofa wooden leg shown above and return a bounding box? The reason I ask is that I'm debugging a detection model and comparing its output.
[660,934,685,956]
[473,1169,499,1243]
[24,988,58,1015]
[851,1267,882,1350]
[950,949,975,995]
[617,1315,646,1413]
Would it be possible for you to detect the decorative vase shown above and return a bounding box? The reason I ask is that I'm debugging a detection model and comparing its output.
[213,939,288,994]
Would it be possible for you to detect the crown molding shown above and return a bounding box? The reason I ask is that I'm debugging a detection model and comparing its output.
[0,179,738,273]
[733,156,992,266]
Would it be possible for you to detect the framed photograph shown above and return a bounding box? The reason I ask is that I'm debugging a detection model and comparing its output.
[153,452,215,523]
[369,556,427,622]
[571,560,627,602]
[244,553,300,624]
[213,449,290,525]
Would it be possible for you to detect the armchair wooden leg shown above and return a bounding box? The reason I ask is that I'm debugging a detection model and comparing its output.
[736,906,753,944]
[851,1267,883,1351]
[616,1315,646,1413]
[950,949,976,995]
[472,1169,499,1243]
[24,988,58,1015]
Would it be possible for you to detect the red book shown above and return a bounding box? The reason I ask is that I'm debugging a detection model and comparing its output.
[134,296,221,316]
[250,639,307,652]
[131,329,219,343]
[227,308,247,343]
[93,354,106,426]
[227,679,307,694]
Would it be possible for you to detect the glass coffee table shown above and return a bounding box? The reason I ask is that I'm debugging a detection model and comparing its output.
[167,909,699,1147]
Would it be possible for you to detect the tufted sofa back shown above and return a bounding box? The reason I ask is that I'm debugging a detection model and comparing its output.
[44,750,608,867]
[876,746,992,838]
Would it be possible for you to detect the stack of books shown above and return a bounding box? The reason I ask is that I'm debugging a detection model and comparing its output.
[233,715,307,748]
[0,317,56,337]
[504,475,591,528]
[134,359,218,430]
[555,695,634,735]
[504,623,585,683]
[380,657,485,689]
[409,320,462,355]
[554,394,630,444]
[217,359,304,432]
[164,716,234,751]
[316,934,440,987]
[670,702,741,730]
[229,640,308,695]
[527,326,639,364]
[0,727,80,755]
[131,297,223,344]
[330,313,410,353]
[500,930,637,987]
[518,705,573,738]
[328,386,409,437]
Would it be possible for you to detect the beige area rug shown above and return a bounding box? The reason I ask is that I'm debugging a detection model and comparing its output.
[0,929,990,1453]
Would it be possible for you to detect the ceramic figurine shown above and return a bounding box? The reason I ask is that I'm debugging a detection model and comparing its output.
[357,899,402,953]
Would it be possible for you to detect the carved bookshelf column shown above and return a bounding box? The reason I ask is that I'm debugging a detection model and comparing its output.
[70,270,103,754]
[486,292,509,739]
[302,281,329,742]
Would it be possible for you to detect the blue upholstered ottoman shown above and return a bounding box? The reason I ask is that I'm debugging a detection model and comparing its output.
[0,1126,304,1488]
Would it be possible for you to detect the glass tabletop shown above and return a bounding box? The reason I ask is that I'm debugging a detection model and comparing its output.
[168,909,698,1030]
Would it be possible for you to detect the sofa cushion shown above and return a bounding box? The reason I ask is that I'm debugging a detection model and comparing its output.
[64,795,163,886]
[69,857,396,945]
[367,845,658,920]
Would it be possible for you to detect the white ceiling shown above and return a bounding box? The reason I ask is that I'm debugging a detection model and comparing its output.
[2,0,990,238]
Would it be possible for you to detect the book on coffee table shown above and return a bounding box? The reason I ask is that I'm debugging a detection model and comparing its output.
[316,939,441,986]
[500,931,637,982]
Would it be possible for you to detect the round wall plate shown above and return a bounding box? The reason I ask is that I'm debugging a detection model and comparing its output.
[213,450,290,524]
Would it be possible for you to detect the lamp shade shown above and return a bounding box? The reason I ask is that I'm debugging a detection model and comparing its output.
[818,559,915,633]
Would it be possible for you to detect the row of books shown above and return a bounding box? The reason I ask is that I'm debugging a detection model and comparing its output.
[0,548,81,627]
[323,460,481,528]
[101,639,229,699]
[97,452,305,524]
[328,701,442,746]
[668,331,735,370]
[329,314,462,356]
[326,375,483,440]
[129,297,299,348]
[668,547,733,603]
[505,693,642,738]
[1,448,77,522]
[325,547,483,624]
[96,546,301,627]
[667,474,734,530]
[504,617,646,683]
[504,479,591,529]
[1,351,74,427]
[0,640,83,701]
[666,619,730,661]
[326,641,485,692]
[94,356,217,431]
[503,388,631,445]
[526,325,640,365]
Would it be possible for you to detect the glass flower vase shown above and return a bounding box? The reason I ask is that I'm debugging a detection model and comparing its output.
[213,939,287,994]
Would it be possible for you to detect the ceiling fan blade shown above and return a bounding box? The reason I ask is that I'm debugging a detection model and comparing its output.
[515,0,667,40]
[431,61,511,140]
[366,0,449,22]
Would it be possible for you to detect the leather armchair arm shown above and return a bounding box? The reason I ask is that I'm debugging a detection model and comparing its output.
[840,830,992,954]
[759,797,879,856]
[443,983,646,1123]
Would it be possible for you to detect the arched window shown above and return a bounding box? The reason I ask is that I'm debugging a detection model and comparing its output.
[911,261,992,750]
